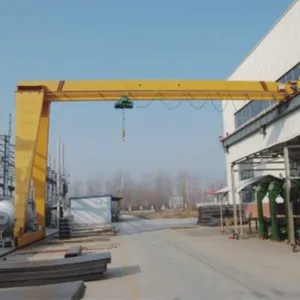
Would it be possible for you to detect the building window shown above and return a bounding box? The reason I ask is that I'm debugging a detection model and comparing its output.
[234,62,300,129]
[242,189,255,203]
[239,159,254,181]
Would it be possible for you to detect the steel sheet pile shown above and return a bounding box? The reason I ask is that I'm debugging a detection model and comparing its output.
[0,251,111,288]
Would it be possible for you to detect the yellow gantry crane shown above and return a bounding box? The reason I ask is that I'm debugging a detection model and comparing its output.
[14,79,300,246]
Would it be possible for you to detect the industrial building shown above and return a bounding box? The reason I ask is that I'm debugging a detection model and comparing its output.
[221,0,300,201]
[219,0,300,244]
[69,194,122,226]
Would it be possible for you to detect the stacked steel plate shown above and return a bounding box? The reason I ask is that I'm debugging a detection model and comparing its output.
[0,281,86,300]
[0,252,111,288]
[71,224,117,238]
[59,216,73,239]
[59,214,117,239]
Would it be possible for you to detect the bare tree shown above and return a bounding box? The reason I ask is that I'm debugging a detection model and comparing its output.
[69,180,85,197]
[152,170,172,207]
[176,171,189,205]
[69,169,225,210]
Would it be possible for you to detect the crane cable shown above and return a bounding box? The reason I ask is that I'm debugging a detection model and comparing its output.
[120,98,230,141]
[210,99,229,112]
[135,102,153,109]
[187,100,206,109]
[134,99,229,112]
[122,109,126,142]
[160,100,182,110]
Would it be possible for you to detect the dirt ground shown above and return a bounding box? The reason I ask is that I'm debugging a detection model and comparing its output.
[131,209,198,219]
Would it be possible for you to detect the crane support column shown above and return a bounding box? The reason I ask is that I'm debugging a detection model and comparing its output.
[14,89,49,246]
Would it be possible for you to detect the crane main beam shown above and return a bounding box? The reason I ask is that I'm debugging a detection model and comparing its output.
[13,79,300,248]
[17,80,300,102]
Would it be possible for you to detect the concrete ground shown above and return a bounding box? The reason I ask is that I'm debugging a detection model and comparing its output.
[6,215,300,299]
[84,215,300,300]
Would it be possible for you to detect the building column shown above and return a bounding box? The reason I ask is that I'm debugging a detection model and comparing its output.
[255,184,268,239]
[230,164,238,234]
[268,181,282,241]
[283,145,295,246]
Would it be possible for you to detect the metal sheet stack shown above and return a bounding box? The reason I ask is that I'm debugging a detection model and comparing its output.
[59,215,73,239]
[0,252,111,288]
[0,281,86,300]
[197,204,246,226]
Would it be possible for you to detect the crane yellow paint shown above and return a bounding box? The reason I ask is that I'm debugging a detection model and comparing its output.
[18,80,299,101]
[14,80,300,246]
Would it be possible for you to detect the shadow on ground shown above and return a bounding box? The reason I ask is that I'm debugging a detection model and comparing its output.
[118,224,198,236]
[118,216,140,222]
[101,265,141,279]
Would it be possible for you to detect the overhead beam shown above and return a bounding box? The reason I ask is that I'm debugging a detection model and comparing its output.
[17,80,300,102]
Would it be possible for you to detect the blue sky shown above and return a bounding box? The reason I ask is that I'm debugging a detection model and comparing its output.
[0,0,294,182]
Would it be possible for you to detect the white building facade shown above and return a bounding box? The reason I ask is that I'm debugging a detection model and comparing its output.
[221,1,300,204]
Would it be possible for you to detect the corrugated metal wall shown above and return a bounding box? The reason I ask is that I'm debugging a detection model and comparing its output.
[222,1,300,204]
[70,195,112,225]
[223,1,300,136]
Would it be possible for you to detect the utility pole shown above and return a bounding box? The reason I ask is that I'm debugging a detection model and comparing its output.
[61,141,68,213]
[61,141,65,177]
[47,154,50,205]
[3,113,12,198]
[185,175,189,208]
[56,138,61,228]
[8,113,12,140]
[53,156,56,206]
[120,171,124,197]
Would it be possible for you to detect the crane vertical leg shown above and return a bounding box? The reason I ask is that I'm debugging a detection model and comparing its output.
[14,90,49,247]
[32,101,51,230]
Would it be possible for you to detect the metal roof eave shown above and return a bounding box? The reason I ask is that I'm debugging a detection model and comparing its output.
[237,175,283,193]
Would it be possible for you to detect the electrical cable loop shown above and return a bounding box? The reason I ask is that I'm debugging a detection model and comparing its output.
[135,102,153,109]
[127,92,153,109]
[158,92,182,110]
[186,93,206,110]
[210,93,229,113]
